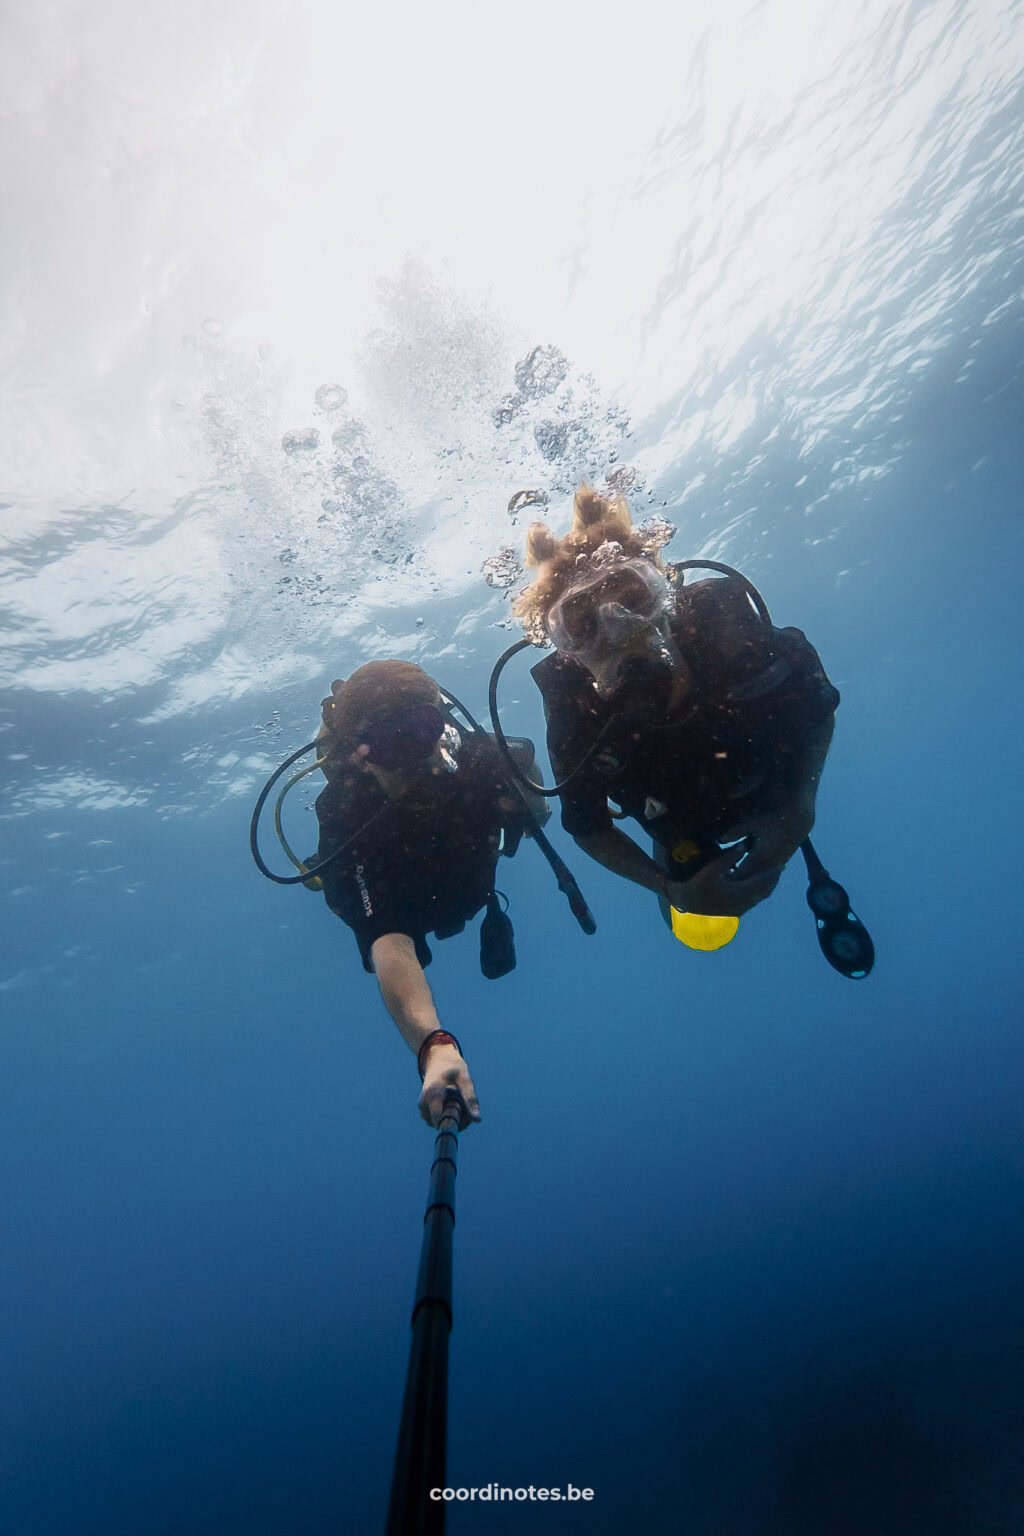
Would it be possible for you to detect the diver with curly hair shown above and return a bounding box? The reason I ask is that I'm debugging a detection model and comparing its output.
[513,486,841,940]
[311,660,545,1127]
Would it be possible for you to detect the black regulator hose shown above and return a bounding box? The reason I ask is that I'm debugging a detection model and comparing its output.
[441,684,596,936]
[249,739,391,886]
[671,559,774,629]
[250,741,321,884]
[487,640,616,799]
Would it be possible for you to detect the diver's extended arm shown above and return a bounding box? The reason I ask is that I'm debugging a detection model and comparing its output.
[573,826,670,895]
[369,932,480,1130]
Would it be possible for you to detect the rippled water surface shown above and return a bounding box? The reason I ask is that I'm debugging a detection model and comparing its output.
[2,2,1023,1532]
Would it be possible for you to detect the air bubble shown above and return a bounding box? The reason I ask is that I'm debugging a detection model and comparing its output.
[315,383,348,412]
[332,423,364,451]
[507,488,549,518]
[482,546,523,591]
[636,515,677,553]
[534,421,568,460]
[607,464,646,495]
[492,393,524,428]
[514,345,569,398]
[281,428,320,455]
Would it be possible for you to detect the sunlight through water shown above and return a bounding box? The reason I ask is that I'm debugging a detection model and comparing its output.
[2,0,1022,814]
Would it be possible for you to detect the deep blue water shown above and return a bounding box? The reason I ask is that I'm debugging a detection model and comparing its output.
[4,322,1023,1532]
[3,5,1024,1531]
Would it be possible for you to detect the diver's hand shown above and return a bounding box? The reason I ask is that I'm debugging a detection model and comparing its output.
[664,859,780,918]
[721,809,812,881]
[419,1043,481,1131]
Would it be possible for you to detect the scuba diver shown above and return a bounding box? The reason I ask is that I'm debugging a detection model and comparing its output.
[490,485,873,976]
[250,660,557,1130]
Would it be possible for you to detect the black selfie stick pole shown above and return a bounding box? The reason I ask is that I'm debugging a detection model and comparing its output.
[385,1091,463,1535]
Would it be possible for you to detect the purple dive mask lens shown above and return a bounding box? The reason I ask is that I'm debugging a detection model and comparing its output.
[363,703,445,768]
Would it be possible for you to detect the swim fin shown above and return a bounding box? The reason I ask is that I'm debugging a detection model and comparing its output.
[669,908,740,951]
[801,839,875,979]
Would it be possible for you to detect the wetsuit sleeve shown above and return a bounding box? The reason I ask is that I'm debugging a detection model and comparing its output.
[314,791,434,974]
[530,654,614,837]
[318,845,432,973]
[556,771,614,837]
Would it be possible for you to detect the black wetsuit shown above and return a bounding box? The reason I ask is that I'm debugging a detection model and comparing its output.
[532,583,840,852]
[315,734,529,971]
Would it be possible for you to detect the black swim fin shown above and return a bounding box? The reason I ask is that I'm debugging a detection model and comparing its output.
[801,840,875,979]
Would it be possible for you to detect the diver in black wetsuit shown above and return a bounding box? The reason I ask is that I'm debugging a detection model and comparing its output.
[514,487,839,930]
[312,660,542,1127]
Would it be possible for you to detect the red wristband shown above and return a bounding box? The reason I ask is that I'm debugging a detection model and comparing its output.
[417,1029,462,1080]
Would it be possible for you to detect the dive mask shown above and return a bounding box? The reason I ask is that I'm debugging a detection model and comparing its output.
[546,558,672,656]
[363,703,460,771]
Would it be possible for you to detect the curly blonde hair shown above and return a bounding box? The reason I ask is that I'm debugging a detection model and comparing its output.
[513,484,672,643]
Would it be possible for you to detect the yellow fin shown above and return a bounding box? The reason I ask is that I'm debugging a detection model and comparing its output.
[670,907,740,951]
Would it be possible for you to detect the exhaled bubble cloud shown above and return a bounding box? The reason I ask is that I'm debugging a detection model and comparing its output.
[515,345,570,398]
[3,253,656,783]
[180,318,419,665]
[481,547,523,593]
[481,342,661,617]
[0,259,676,770]
[490,342,637,496]
[356,260,511,446]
